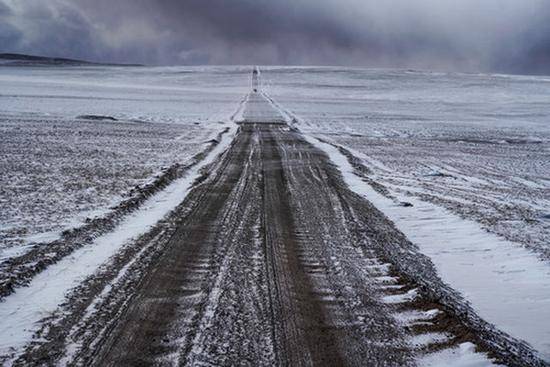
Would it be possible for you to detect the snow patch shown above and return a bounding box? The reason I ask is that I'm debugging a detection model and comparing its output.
[394,309,441,325]
[409,332,451,348]
[0,124,238,363]
[304,133,550,361]
[382,288,418,304]
[418,342,502,367]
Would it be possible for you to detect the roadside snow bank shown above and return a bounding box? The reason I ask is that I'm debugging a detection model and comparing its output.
[0,124,238,363]
[303,134,550,362]
[419,342,502,367]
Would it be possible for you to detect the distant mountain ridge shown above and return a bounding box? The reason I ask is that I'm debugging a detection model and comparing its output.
[0,53,142,66]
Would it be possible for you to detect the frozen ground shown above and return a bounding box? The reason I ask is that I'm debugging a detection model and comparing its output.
[0,122,238,364]
[262,67,550,361]
[261,67,550,259]
[0,66,249,257]
[0,66,549,366]
[304,133,550,362]
[0,117,215,255]
[0,65,250,123]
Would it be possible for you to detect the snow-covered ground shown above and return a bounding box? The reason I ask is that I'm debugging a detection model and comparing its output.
[0,65,250,123]
[0,123,239,364]
[262,67,550,259]
[0,66,249,257]
[418,342,503,367]
[237,89,508,365]
[304,134,550,362]
[1,65,549,364]
[262,67,550,361]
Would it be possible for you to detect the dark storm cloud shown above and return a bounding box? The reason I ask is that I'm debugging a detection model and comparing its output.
[0,1,21,48]
[1,0,549,74]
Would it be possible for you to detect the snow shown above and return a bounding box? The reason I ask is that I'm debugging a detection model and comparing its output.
[394,309,441,325]
[0,118,216,256]
[0,65,249,257]
[0,66,250,123]
[381,288,418,304]
[409,332,451,348]
[419,342,502,367]
[261,67,550,258]
[2,64,549,363]
[304,133,550,361]
[0,120,238,363]
[260,66,550,359]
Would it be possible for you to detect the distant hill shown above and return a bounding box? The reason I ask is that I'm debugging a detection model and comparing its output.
[0,53,142,67]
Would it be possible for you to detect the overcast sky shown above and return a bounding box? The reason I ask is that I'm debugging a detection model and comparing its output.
[1,0,549,74]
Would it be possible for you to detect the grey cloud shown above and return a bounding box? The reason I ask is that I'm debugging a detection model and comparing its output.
[1,0,549,74]
[0,2,21,49]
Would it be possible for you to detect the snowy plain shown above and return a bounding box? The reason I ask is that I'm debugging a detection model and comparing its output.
[0,65,248,363]
[261,67,550,362]
[0,122,238,363]
[1,65,549,365]
[0,66,249,257]
[303,133,550,362]
[262,67,550,259]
